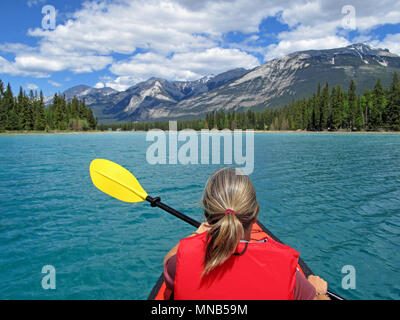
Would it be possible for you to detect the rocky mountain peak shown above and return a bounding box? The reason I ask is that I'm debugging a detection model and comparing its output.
[48,43,400,123]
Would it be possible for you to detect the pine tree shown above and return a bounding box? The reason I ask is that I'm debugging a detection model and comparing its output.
[17,87,27,130]
[0,80,5,131]
[304,97,312,130]
[71,97,79,118]
[387,72,400,130]
[2,83,15,130]
[7,109,19,130]
[209,111,215,129]
[54,94,67,130]
[34,91,47,131]
[348,80,357,130]
[314,84,321,129]
[360,94,367,129]
[15,87,26,130]
[319,83,330,129]
[331,85,343,129]
[25,90,36,130]
[78,99,87,119]
[310,94,318,130]
[353,95,364,130]
[370,78,386,129]
[87,107,97,130]
[327,87,335,129]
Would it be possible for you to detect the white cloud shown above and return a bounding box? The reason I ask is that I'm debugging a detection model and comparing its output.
[279,1,400,31]
[0,55,48,77]
[0,56,17,74]
[94,82,105,89]
[265,35,351,61]
[27,0,46,8]
[0,43,35,54]
[48,80,63,87]
[104,76,136,91]
[368,33,400,55]
[26,83,39,90]
[0,0,399,84]
[27,0,220,55]
[260,1,400,60]
[4,0,271,78]
[15,53,113,74]
[109,48,259,86]
[0,47,112,77]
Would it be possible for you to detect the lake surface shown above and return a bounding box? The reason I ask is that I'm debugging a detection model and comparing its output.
[0,132,399,300]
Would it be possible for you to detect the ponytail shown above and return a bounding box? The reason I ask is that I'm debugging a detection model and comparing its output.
[201,168,259,276]
[203,212,243,276]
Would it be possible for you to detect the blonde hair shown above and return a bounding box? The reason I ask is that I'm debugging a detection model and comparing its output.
[202,168,259,276]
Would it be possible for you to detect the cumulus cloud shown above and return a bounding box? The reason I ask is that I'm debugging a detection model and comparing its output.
[4,0,271,79]
[109,48,259,85]
[0,44,112,77]
[0,55,48,77]
[262,0,400,60]
[368,33,400,55]
[104,76,136,92]
[265,37,351,61]
[15,52,113,74]
[0,56,18,75]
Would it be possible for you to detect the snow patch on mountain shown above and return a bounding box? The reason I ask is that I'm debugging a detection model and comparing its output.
[377,59,388,67]
[124,80,176,113]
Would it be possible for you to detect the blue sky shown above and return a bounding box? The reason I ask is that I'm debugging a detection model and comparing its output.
[0,0,399,96]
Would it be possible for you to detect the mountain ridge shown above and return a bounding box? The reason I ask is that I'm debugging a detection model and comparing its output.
[48,43,400,123]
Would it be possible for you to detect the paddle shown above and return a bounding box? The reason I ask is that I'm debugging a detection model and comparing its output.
[89,158,343,300]
[90,159,200,228]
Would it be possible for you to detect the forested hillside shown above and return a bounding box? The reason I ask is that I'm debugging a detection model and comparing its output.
[100,72,400,132]
[0,80,97,132]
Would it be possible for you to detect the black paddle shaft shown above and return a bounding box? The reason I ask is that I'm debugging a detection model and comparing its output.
[145,195,344,300]
[146,196,201,228]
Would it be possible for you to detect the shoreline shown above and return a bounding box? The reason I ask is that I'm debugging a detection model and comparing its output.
[253,130,400,134]
[1,129,400,136]
[0,130,103,136]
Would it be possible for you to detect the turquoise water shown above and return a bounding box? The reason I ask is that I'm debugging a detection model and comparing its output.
[0,132,399,300]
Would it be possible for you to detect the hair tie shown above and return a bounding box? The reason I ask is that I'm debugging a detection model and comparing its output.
[224,209,236,216]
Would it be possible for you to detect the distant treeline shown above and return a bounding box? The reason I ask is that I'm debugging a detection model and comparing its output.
[267,72,400,131]
[0,79,97,132]
[2,73,399,133]
[101,72,400,132]
[97,120,207,131]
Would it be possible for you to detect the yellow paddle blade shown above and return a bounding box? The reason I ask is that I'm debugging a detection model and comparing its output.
[90,159,148,203]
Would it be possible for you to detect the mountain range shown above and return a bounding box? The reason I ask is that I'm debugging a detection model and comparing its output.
[48,43,400,123]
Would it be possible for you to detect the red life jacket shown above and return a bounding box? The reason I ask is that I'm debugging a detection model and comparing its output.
[174,232,299,300]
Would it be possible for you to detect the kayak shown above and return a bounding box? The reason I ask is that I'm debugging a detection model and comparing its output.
[148,220,343,300]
